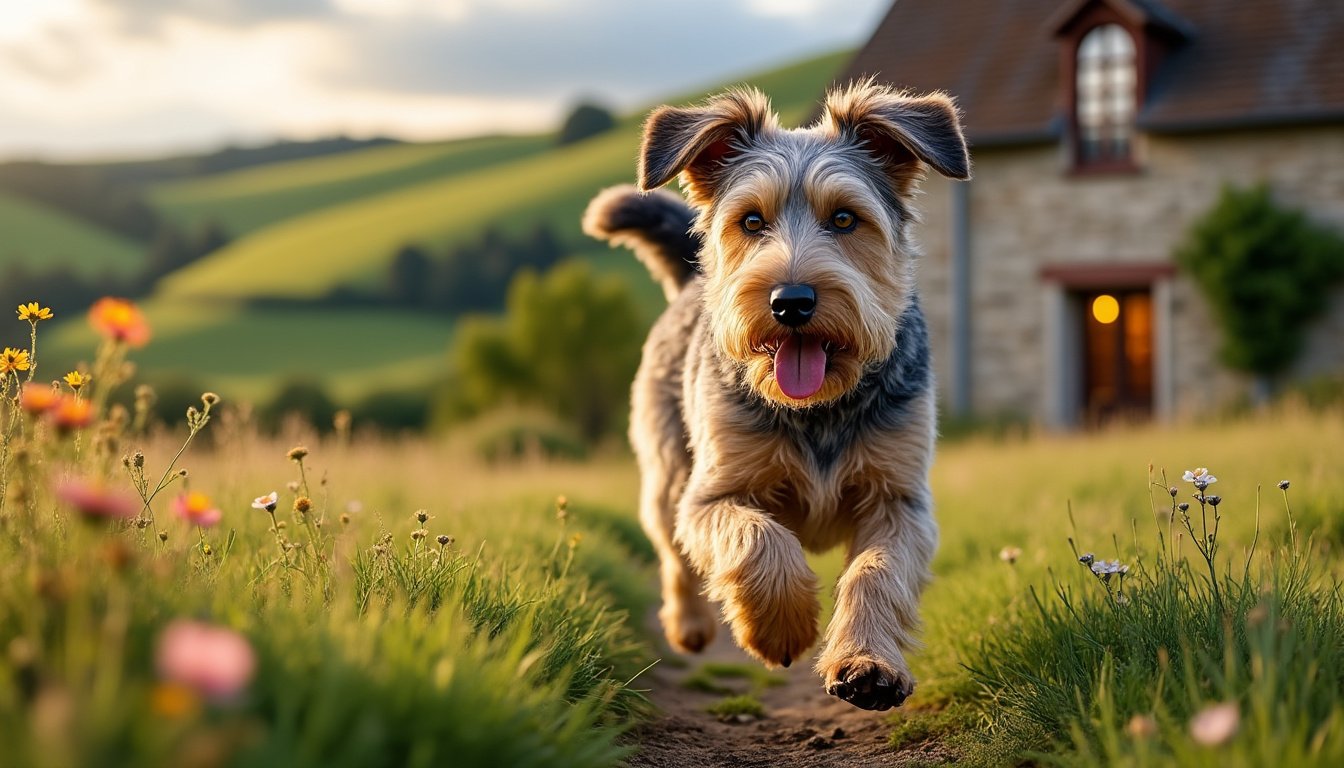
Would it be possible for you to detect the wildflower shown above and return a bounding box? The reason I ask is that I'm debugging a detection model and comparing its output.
[1278,480,1290,491]
[286,480,300,493]
[1090,559,1130,581]
[158,531,169,543]
[51,396,93,431]
[1189,702,1240,746]
[293,496,312,514]
[415,509,429,524]
[172,492,222,528]
[201,392,220,407]
[287,446,309,462]
[0,347,30,374]
[556,495,569,523]
[88,297,151,347]
[437,534,453,547]
[19,383,58,414]
[1177,502,1190,513]
[340,513,351,525]
[55,480,138,521]
[1207,495,1222,507]
[411,528,428,541]
[17,302,53,321]
[132,450,145,468]
[155,620,256,701]
[1168,486,1178,497]
[999,546,1022,564]
[250,491,279,513]
[1182,467,1217,490]
[1127,713,1158,739]
[1078,552,1095,566]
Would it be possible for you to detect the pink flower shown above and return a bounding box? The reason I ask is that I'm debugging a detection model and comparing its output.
[1189,702,1240,746]
[172,491,221,528]
[155,620,256,701]
[56,479,138,521]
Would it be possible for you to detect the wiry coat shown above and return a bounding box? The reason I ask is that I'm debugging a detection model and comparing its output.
[583,80,969,711]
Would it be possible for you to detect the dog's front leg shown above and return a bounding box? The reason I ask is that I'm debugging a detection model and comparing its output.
[675,485,819,668]
[816,486,937,710]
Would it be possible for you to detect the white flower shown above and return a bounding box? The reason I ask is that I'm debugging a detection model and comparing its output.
[251,491,279,513]
[1090,559,1130,578]
[1182,468,1218,488]
[999,546,1022,564]
[1189,702,1240,746]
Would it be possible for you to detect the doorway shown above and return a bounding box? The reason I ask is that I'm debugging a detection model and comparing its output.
[1080,289,1153,423]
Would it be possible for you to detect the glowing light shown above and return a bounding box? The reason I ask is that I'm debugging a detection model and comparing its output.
[1092,294,1120,324]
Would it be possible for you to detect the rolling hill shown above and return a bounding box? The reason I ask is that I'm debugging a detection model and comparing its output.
[40,48,853,407]
[0,192,146,278]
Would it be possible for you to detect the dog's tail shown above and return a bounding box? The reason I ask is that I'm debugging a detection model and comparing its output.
[582,184,700,301]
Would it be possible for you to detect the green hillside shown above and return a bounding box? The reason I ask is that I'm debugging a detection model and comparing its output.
[155,49,851,304]
[151,134,551,236]
[0,192,145,277]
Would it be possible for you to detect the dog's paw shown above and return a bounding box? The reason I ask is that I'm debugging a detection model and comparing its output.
[820,656,914,711]
[721,579,819,669]
[659,598,717,654]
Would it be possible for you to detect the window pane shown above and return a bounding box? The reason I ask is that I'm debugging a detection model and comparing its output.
[1075,24,1135,163]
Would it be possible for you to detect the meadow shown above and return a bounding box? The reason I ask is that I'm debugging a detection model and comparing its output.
[3,301,1342,766]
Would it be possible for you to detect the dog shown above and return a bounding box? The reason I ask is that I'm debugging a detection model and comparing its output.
[582,80,969,711]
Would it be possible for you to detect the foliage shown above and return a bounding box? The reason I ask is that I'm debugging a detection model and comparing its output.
[261,378,339,431]
[558,103,617,146]
[446,260,644,442]
[1175,185,1344,378]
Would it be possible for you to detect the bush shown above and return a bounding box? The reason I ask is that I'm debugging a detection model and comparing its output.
[1175,185,1344,384]
[444,260,644,442]
[262,378,338,431]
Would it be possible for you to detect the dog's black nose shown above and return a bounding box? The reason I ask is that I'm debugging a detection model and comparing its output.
[770,284,816,327]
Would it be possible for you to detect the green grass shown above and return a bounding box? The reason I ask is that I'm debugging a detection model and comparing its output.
[37,302,456,403]
[0,346,656,768]
[705,694,766,720]
[0,192,146,278]
[151,134,553,236]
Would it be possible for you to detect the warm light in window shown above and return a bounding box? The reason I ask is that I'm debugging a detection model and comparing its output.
[1092,294,1120,324]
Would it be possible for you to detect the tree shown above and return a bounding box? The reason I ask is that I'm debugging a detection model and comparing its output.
[557,102,616,146]
[388,244,434,307]
[444,260,645,441]
[1175,184,1344,393]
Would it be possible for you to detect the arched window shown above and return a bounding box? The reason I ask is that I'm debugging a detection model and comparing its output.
[1075,24,1136,164]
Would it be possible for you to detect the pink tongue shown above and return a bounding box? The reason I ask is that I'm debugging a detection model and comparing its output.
[774,335,827,400]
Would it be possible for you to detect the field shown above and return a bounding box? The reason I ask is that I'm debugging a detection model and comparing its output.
[3,308,1342,766]
[0,193,146,278]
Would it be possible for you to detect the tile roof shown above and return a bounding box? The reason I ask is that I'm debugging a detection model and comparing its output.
[837,0,1344,145]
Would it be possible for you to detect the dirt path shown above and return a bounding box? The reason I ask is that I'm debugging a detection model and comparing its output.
[623,615,954,768]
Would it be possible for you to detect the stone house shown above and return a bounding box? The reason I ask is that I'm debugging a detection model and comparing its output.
[837,0,1344,426]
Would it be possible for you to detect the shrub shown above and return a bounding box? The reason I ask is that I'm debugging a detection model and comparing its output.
[1175,185,1344,384]
[557,103,616,146]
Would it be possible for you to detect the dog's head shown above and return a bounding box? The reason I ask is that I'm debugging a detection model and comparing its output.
[638,80,969,407]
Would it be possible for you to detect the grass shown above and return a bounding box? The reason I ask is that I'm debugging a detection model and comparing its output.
[37,302,456,403]
[705,695,767,720]
[151,134,553,237]
[0,314,657,766]
[0,192,146,278]
[6,296,1344,765]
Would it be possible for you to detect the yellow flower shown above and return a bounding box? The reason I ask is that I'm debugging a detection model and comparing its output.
[17,302,53,322]
[0,347,31,374]
[63,371,90,391]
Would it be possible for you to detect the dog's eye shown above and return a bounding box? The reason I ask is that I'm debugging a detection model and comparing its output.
[829,209,858,233]
[741,213,766,234]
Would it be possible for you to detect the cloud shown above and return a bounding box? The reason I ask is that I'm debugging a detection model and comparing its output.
[317,0,884,106]
[89,0,334,34]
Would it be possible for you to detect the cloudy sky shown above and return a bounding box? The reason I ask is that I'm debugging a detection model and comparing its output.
[0,0,889,161]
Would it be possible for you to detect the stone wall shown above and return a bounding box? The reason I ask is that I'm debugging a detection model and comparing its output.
[911,124,1344,423]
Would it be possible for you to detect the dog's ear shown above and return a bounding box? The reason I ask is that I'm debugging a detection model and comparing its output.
[822,81,971,183]
[638,88,777,205]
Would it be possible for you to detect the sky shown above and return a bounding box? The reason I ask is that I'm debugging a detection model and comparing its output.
[0,0,889,161]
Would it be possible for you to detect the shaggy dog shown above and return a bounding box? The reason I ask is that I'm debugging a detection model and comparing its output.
[583,80,969,710]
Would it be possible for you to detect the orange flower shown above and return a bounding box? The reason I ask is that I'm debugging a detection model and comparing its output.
[51,396,94,431]
[88,297,151,347]
[19,383,59,414]
[173,492,222,528]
